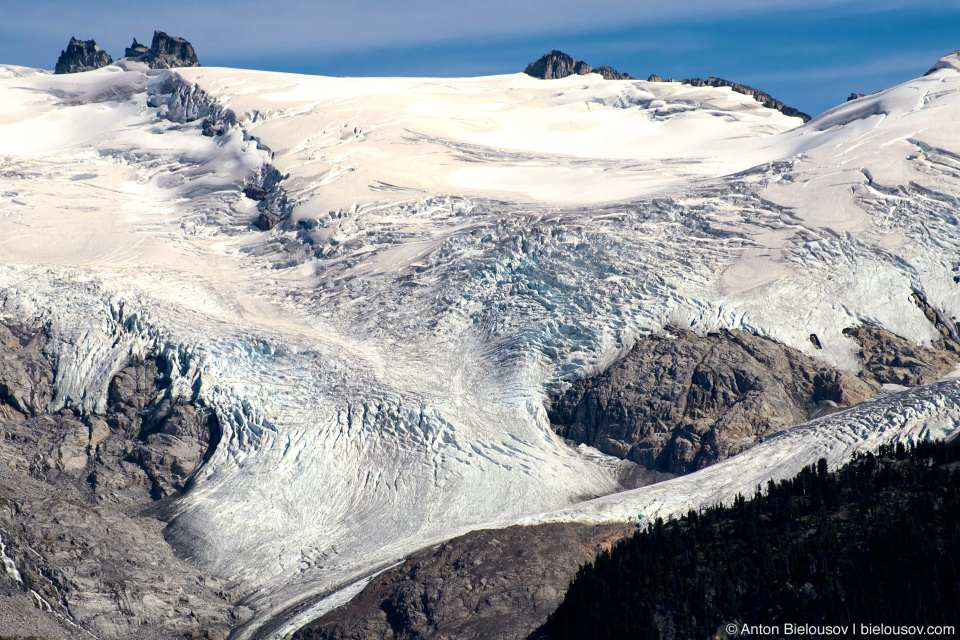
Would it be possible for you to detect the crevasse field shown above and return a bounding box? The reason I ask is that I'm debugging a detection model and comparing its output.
[3,53,960,637]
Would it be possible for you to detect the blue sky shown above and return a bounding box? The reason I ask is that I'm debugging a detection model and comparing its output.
[2,0,959,117]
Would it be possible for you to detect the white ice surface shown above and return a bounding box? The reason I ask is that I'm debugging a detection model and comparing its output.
[3,56,960,637]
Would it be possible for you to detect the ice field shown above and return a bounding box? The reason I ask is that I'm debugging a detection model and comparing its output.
[3,53,960,635]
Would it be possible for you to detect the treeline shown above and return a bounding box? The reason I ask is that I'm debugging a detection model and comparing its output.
[533,439,960,640]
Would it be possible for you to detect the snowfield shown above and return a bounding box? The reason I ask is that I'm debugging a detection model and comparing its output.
[2,53,960,637]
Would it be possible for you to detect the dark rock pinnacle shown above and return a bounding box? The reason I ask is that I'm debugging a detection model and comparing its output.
[54,37,113,74]
[524,50,632,80]
[123,30,200,69]
[124,37,149,59]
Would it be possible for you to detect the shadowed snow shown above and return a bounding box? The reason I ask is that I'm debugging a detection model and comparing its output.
[2,55,960,637]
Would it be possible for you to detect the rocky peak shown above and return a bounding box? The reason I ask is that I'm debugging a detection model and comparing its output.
[125,30,200,69]
[54,37,113,74]
[147,30,200,68]
[124,37,149,59]
[524,50,631,80]
[593,65,632,81]
[524,50,589,79]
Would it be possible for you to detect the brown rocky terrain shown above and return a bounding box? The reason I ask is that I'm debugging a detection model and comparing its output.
[548,313,959,475]
[0,322,244,639]
[549,326,880,474]
[291,523,632,640]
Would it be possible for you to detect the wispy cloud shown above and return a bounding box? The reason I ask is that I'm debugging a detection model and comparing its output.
[746,50,946,84]
[1,0,951,63]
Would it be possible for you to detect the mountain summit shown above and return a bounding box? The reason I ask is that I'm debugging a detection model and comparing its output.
[54,31,199,74]
[524,50,632,80]
[124,31,200,69]
[54,37,113,74]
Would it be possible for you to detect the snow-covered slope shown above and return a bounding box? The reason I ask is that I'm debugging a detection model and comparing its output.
[3,54,960,638]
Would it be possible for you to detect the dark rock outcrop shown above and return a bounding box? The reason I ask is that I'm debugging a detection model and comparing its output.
[0,322,241,639]
[592,65,632,81]
[548,327,877,474]
[847,92,867,101]
[524,50,591,79]
[291,522,632,640]
[54,37,113,74]
[0,324,53,420]
[844,291,960,387]
[127,30,200,69]
[145,75,290,230]
[253,210,282,230]
[104,356,221,499]
[124,37,149,59]
[523,51,631,81]
[650,74,811,122]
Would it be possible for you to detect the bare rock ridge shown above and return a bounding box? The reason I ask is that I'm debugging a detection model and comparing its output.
[290,523,633,640]
[0,322,244,639]
[549,316,958,475]
[647,74,812,122]
[54,31,199,73]
[131,30,201,70]
[125,38,150,59]
[523,50,633,80]
[524,50,809,121]
[54,37,113,74]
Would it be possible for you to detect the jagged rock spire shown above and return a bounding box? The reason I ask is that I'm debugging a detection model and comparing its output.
[54,37,113,74]
[523,51,631,80]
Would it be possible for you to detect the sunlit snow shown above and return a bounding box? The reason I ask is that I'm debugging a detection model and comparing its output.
[2,57,960,637]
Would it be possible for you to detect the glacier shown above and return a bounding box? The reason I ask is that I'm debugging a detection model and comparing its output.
[2,53,960,637]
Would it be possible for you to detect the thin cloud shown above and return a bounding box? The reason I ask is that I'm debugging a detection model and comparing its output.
[1,0,951,63]
[746,50,947,84]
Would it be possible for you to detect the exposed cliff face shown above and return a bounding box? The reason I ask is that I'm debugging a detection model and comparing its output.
[143,31,200,69]
[523,51,632,80]
[124,38,150,59]
[54,31,199,74]
[291,523,632,640]
[548,327,878,474]
[53,37,113,74]
[844,326,958,386]
[524,50,590,79]
[0,322,242,639]
[548,318,958,475]
[592,65,632,80]
[122,31,200,69]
